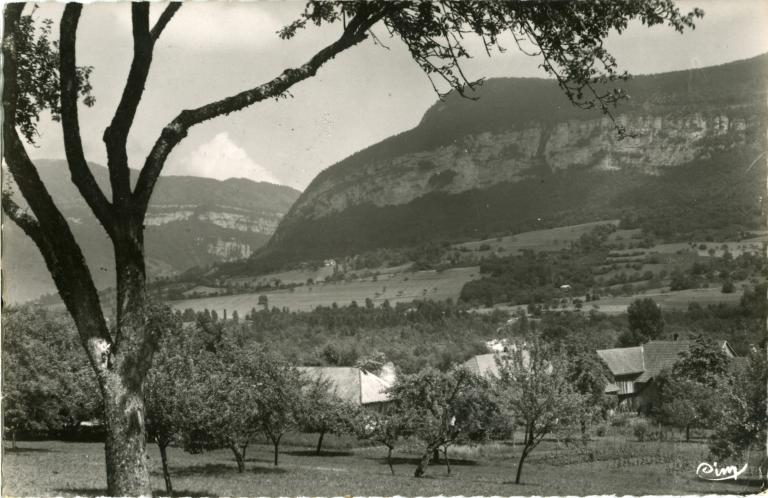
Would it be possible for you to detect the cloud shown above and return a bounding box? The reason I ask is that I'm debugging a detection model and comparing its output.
[152,2,290,50]
[167,132,280,184]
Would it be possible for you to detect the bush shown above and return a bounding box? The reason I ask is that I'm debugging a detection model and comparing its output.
[721,280,735,293]
[633,421,649,442]
[610,414,629,427]
[595,425,607,437]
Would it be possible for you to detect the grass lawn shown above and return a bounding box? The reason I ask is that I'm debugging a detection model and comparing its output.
[3,431,763,497]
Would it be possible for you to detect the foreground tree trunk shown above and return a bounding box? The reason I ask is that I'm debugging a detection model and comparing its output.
[515,449,527,484]
[685,425,691,442]
[158,442,173,496]
[414,445,436,477]
[386,445,395,475]
[273,436,282,466]
[102,360,153,496]
[230,443,246,473]
[316,429,326,455]
[443,446,451,476]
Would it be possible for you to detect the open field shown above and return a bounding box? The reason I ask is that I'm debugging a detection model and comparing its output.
[3,431,763,497]
[454,220,620,255]
[477,285,747,316]
[171,267,479,315]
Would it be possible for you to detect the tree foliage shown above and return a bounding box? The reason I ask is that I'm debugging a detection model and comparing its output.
[388,366,499,477]
[495,339,586,484]
[2,307,100,444]
[709,349,767,460]
[625,297,664,343]
[296,374,358,454]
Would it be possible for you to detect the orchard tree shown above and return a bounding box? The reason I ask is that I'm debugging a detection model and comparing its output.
[251,352,304,467]
[2,1,703,493]
[709,349,767,470]
[2,308,100,447]
[177,339,262,474]
[355,409,415,475]
[495,339,587,484]
[388,367,498,477]
[672,335,730,387]
[144,305,190,495]
[297,374,358,455]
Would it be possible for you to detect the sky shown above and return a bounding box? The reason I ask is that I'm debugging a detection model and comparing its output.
[23,0,768,191]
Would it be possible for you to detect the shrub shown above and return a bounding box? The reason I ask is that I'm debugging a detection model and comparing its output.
[595,425,607,437]
[633,421,649,442]
[721,280,735,293]
[610,414,629,427]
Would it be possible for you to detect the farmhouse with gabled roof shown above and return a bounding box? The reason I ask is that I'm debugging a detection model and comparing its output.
[596,339,736,409]
[297,364,394,410]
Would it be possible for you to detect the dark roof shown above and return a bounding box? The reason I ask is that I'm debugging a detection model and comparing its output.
[597,340,737,384]
[635,341,693,382]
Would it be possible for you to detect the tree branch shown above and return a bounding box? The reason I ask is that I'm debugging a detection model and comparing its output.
[60,4,115,233]
[3,4,113,358]
[103,2,153,209]
[1,193,43,244]
[150,2,182,41]
[133,5,388,216]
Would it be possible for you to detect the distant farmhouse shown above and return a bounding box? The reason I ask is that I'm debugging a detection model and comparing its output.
[297,364,395,410]
[463,353,502,379]
[463,346,532,379]
[596,340,737,409]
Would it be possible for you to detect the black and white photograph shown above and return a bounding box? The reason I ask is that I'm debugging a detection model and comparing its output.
[1,0,767,496]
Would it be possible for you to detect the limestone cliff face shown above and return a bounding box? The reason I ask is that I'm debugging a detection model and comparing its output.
[267,55,767,261]
[145,205,282,234]
[287,111,754,222]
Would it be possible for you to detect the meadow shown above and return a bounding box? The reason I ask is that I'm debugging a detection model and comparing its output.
[170,267,479,315]
[453,220,620,255]
[4,427,763,497]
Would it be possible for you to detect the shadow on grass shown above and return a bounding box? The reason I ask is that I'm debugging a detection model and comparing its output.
[168,463,287,477]
[53,487,106,496]
[284,450,353,457]
[4,446,55,453]
[366,455,478,467]
[162,489,218,497]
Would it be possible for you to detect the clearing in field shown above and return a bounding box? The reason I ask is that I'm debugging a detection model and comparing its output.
[170,266,479,315]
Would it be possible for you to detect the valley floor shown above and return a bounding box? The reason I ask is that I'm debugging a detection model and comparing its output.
[3,434,763,496]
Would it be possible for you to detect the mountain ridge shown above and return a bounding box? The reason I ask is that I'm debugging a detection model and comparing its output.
[255,53,767,270]
[3,161,301,303]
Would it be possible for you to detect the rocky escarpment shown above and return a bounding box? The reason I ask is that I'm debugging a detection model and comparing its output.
[288,111,754,222]
[3,162,300,303]
[262,54,767,266]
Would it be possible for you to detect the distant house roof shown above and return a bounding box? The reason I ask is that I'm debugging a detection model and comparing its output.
[463,354,502,378]
[463,348,533,378]
[597,340,737,385]
[297,366,392,405]
[596,346,645,376]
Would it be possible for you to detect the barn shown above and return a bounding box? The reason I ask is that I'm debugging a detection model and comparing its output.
[297,364,395,411]
[596,339,737,410]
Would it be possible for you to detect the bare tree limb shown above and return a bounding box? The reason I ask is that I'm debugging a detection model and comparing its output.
[133,4,389,216]
[3,4,113,353]
[103,2,153,209]
[1,193,43,243]
[59,4,115,233]
[150,2,182,41]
